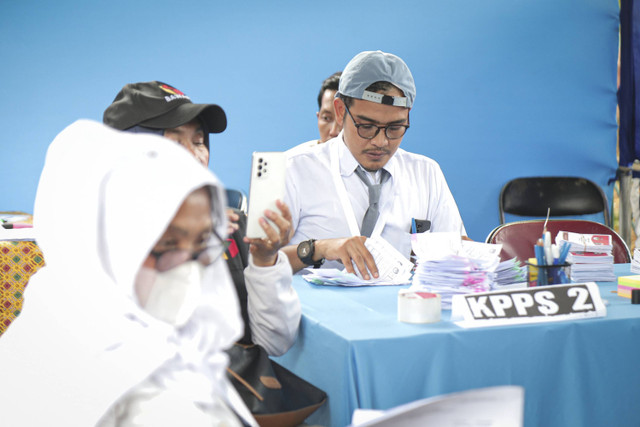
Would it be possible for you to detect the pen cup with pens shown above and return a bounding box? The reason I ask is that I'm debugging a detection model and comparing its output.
[525,228,572,287]
[526,261,571,287]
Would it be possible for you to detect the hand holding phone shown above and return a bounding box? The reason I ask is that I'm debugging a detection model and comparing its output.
[246,152,286,239]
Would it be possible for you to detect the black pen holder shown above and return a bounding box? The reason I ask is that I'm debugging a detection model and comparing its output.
[526,262,571,287]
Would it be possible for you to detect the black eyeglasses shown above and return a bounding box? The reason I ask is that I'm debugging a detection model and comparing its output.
[149,229,226,272]
[344,104,410,140]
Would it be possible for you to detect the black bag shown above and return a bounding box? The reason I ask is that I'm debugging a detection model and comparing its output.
[226,343,327,427]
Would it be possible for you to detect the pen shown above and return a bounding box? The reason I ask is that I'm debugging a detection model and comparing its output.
[543,231,553,266]
[534,240,547,286]
[557,241,571,265]
[543,207,551,234]
[411,218,417,234]
[1,223,33,229]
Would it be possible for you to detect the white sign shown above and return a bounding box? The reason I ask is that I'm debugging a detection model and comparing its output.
[451,282,606,328]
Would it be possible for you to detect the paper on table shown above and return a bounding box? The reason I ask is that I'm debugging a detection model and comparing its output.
[0,227,37,241]
[349,385,524,427]
[411,232,502,262]
[0,214,30,223]
[410,231,461,260]
[349,236,413,282]
[303,268,410,287]
[459,240,503,260]
[555,231,612,253]
[632,248,640,274]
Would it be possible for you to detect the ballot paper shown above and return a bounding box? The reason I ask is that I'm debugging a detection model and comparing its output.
[302,237,413,287]
[0,214,30,223]
[632,248,640,274]
[352,236,413,281]
[410,231,461,261]
[350,385,524,427]
[0,227,37,242]
[494,257,528,287]
[569,263,616,282]
[410,233,503,309]
[555,231,612,253]
[303,268,411,286]
[0,214,36,241]
[561,238,615,282]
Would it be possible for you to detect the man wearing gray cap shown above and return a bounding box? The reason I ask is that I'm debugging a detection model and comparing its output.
[283,51,466,278]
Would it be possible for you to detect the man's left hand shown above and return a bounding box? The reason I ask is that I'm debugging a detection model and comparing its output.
[244,200,293,266]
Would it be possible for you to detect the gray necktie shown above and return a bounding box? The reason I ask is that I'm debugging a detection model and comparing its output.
[354,166,390,237]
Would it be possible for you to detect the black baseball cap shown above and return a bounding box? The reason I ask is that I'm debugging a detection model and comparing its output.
[103,81,227,133]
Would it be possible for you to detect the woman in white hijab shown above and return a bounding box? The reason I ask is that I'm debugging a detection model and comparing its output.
[0,120,256,426]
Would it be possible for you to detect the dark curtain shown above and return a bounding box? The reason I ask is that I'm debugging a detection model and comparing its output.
[619,0,640,168]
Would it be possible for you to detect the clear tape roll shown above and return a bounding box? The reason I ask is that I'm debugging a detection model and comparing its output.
[397,289,441,324]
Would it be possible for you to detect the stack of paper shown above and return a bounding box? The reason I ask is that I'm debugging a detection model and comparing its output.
[566,256,615,282]
[556,231,615,282]
[0,213,30,223]
[409,233,502,309]
[0,213,36,242]
[631,248,640,274]
[494,257,528,287]
[555,231,613,253]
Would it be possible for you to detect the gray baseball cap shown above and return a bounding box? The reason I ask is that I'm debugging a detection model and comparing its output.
[338,50,416,108]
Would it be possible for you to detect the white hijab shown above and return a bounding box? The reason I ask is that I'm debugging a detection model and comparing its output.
[0,120,252,425]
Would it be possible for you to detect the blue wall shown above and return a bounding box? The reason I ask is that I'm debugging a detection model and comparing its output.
[0,0,619,241]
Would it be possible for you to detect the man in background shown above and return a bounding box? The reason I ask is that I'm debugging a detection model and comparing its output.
[289,71,342,152]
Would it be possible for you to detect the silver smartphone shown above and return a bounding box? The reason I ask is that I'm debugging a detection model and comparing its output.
[245,151,287,239]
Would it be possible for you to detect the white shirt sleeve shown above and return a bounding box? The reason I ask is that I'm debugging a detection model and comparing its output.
[243,250,301,356]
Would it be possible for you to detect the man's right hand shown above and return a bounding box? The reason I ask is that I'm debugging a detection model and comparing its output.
[284,236,380,280]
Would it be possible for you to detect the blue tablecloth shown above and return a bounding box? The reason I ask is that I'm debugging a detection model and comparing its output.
[274,264,640,427]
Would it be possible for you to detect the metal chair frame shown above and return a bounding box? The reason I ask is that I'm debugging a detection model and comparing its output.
[499,176,611,227]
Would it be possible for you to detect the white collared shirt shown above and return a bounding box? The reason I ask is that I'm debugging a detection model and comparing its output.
[244,251,301,357]
[285,132,466,268]
[286,138,321,156]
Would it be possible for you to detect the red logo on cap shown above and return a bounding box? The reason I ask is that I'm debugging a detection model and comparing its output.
[159,84,185,96]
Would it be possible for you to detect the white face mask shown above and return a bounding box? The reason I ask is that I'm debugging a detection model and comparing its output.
[135,261,204,327]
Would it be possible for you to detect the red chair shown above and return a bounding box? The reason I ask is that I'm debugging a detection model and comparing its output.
[485,219,631,264]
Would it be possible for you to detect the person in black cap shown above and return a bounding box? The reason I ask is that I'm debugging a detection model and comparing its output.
[104,81,226,166]
[103,81,301,358]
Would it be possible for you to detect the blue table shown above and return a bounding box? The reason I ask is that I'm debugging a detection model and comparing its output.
[274,264,640,427]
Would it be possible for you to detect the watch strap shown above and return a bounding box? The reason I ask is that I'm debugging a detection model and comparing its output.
[312,257,324,269]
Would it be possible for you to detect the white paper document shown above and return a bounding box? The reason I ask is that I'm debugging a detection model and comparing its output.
[350,385,524,427]
[353,237,413,281]
[303,268,411,286]
[0,227,37,242]
[0,214,30,223]
[302,237,413,287]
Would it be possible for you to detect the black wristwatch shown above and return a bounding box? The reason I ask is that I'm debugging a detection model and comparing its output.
[297,239,324,268]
